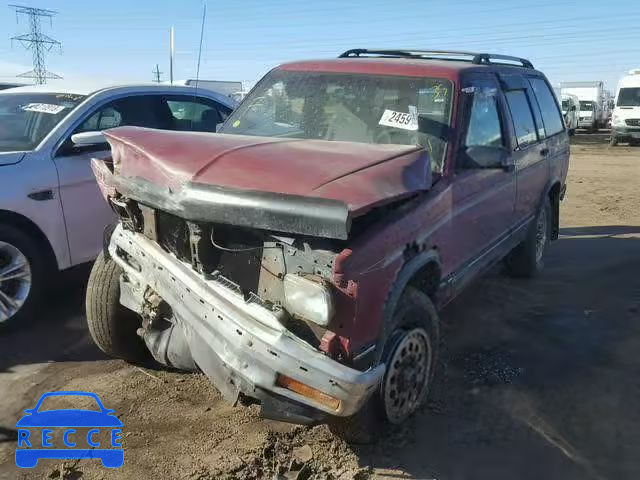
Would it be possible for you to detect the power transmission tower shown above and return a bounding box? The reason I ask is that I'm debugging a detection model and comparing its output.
[152,64,163,83]
[9,4,62,84]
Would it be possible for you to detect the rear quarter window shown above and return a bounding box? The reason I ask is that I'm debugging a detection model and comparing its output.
[528,77,565,136]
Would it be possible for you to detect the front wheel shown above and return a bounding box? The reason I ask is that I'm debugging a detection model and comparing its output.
[504,199,551,277]
[0,225,47,331]
[86,252,148,362]
[329,287,439,443]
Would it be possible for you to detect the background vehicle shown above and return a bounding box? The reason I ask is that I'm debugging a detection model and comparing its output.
[169,79,243,98]
[561,80,606,131]
[0,83,236,328]
[0,82,26,90]
[561,93,580,134]
[611,68,640,145]
[87,49,569,442]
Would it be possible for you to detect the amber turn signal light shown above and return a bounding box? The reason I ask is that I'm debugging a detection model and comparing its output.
[276,374,341,411]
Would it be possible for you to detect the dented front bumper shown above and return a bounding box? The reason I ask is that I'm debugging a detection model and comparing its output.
[109,225,384,420]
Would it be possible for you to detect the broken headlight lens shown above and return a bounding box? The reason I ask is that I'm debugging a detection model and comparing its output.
[283,274,334,327]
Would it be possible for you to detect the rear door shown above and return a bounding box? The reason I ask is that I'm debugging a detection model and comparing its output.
[526,75,569,213]
[500,74,549,229]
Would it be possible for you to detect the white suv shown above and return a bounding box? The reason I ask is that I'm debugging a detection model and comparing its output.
[0,83,236,328]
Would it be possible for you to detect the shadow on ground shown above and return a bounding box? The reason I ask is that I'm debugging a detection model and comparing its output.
[346,231,640,479]
[0,264,106,373]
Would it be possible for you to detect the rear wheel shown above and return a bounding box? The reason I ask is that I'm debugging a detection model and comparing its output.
[329,287,439,443]
[504,198,551,277]
[0,225,47,331]
[86,252,148,362]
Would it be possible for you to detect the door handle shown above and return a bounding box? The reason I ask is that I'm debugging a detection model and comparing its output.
[540,148,550,157]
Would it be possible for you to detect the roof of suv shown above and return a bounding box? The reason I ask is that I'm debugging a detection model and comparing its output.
[278,52,539,80]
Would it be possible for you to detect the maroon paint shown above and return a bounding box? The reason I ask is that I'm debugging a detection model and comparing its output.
[94,57,569,359]
[103,128,431,216]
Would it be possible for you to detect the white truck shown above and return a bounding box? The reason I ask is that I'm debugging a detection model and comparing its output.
[560,93,580,135]
[611,69,640,146]
[561,81,606,132]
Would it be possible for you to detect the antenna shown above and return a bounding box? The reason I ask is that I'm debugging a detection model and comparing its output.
[193,2,207,96]
[152,64,163,83]
[188,1,207,131]
[169,26,174,85]
[9,4,62,84]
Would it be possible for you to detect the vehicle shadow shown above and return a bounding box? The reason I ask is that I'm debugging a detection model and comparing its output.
[0,263,107,373]
[560,225,640,236]
[349,231,640,479]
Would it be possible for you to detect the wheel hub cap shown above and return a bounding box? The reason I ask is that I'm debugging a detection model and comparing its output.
[383,328,432,424]
[0,241,32,323]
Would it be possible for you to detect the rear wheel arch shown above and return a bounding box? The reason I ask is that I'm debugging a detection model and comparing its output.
[0,210,58,272]
[546,181,562,240]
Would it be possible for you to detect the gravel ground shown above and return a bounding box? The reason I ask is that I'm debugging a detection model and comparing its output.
[0,142,638,480]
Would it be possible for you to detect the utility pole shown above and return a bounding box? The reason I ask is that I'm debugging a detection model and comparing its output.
[9,4,62,84]
[152,64,163,83]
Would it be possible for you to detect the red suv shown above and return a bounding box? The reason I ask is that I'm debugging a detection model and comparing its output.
[87,49,569,441]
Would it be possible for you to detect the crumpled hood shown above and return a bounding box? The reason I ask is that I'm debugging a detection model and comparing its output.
[103,127,431,215]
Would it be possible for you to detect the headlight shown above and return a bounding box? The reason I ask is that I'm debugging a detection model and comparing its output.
[612,115,624,126]
[283,274,334,327]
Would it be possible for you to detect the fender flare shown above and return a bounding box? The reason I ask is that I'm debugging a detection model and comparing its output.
[374,248,441,364]
[541,178,563,240]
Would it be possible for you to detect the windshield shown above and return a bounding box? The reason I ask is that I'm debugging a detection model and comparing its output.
[220,70,453,173]
[579,101,593,112]
[0,92,85,152]
[617,87,640,107]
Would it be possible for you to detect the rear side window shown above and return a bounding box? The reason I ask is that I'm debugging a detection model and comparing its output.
[505,90,537,148]
[528,78,565,136]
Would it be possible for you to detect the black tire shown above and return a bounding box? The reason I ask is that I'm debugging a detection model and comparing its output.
[85,251,148,362]
[504,198,552,277]
[0,224,49,331]
[329,287,440,443]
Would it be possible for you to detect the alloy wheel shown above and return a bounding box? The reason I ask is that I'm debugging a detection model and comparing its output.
[0,241,32,323]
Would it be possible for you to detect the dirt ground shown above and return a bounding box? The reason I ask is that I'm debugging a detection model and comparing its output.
[1,141,639,480]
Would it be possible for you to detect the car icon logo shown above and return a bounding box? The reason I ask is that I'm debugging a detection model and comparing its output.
[15,391,123,468]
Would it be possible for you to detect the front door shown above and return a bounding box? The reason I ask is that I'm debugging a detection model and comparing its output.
[448,73,516,284]
[54,94,235,265]
[53,95,162,264]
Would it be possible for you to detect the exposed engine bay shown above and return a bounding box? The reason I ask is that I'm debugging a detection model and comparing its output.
[111,195,344,352]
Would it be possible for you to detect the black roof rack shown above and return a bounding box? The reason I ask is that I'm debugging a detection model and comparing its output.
[338,49,534,69]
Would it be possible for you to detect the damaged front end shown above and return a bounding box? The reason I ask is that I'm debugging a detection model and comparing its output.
[93,127,432,423]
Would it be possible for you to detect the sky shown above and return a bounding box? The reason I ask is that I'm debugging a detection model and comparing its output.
[1,0,638,91]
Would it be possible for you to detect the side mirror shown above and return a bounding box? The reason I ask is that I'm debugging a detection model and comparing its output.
[418,114,450,141]
[571,105,577,111]
[71,131,106,147]
[463,145,511,170]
